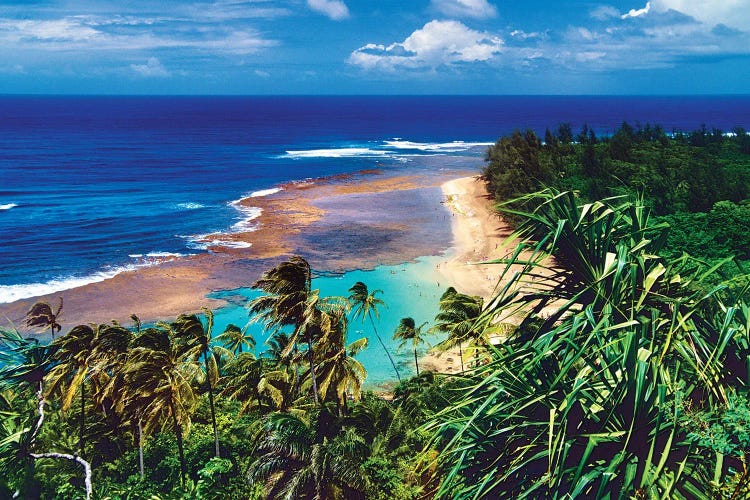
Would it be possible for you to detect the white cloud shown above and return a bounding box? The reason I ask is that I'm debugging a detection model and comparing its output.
[306,0,350,20]
[130,57,170,77]
[430,0,497,19]
[548,1,750,73]
[621,2,651,19]
[0,15,276,55]
[650,0,750,29]
[590,5,621,20]
[0,18,100,41]
[509,29,543,40]
[349,20,503,71]
[254,69,270,77]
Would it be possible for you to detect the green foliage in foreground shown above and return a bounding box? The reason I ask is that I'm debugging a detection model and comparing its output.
[426,190,750,498]
[0,266,455,499]
[6,122,750,498]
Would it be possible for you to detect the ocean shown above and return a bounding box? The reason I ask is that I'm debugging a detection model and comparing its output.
[1,95,749,384]
[2,95,749,300]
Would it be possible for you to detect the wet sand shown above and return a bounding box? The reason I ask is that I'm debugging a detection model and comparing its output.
[0,169,472,332]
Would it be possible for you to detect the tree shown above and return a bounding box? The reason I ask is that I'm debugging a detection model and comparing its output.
[0,327,93,500]
[25,297,63,341]
[216,323,255,356]
[482,130,555,214]
[46,324,97,457]
[120,326,199,487]
[393,317,429,377]
[222,353,269,413]
[171,309,221,458]
[313,296,368,409]
[249,408,368,499]
[430,287,483,373]
[249,256,320,403]
[427,190,750,498]
[557,123,574,144]
[87,321,140,474]
[348,281,400,383]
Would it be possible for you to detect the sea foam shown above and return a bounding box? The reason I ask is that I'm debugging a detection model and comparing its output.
[248,187,282,198]
[0,203,18,210]
[175,202,206,210]
[283,148,389,158]
[228,204,262,233]
[0,252,189,303]
[186,238,253,250]
[383,139,494,152]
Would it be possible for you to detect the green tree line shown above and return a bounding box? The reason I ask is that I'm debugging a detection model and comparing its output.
[482,124,750,263]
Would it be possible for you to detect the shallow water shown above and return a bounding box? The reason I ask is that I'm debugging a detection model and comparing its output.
[209,255,450,388]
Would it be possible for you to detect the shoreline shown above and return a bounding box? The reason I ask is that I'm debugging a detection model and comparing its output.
[1,169,511,383]
[0,168,472,331]
[419,175,512,375]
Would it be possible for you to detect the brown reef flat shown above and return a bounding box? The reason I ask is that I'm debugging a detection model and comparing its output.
[1,169,472,332]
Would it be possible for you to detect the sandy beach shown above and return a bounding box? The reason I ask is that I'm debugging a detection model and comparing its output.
[419,175,513,375]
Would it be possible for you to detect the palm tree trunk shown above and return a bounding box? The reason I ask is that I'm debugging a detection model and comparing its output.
[203,353,220,458]
[32,380,45,446]
[413,347,420,376]
[307,337,319,403]
[169,399,187,487]
[138,420,144,479]
[293,343,300,395]
[369,317,401,383]
[79,381,85,458]
[458,342,464,373]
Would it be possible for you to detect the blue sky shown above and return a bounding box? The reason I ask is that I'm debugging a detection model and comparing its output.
[0,0,748,94]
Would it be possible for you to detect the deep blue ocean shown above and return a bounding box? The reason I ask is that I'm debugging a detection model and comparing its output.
[2,95,750,303]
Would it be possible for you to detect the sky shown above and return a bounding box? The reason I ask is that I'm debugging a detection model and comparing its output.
[0,0,748,94]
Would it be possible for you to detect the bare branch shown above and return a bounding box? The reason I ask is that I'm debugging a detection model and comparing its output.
[29,453,92,500]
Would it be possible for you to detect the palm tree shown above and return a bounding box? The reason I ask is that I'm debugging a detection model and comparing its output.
[221,352,295,413]
[86,321,139,475]
[25,297,63,340]
[249,256,320,403]
[427,190,750,498]
[431,287,483,373]
[46,324,97,457]
[221,352,262,412]
[348,281,400,383]
[120,325,199,487]
[0,326,93,500]
[393,317,429,377]
[0,329,55,444]
[216,323,255,356]
[249,408,368,499]
[265,331,293,367]
[313,297,368,409]
[171,309,221,458]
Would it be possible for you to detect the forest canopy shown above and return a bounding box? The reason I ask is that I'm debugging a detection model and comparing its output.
[482,123,750,264]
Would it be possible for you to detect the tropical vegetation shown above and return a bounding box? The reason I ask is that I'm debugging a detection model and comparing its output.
[2,124,750,498]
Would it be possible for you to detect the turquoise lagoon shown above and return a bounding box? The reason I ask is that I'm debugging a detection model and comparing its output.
[209,255,449,389]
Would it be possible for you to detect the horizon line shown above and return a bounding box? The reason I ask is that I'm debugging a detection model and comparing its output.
[1,93,750,98]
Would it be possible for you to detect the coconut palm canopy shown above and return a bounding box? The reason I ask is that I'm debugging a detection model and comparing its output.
[25,298,63,339]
